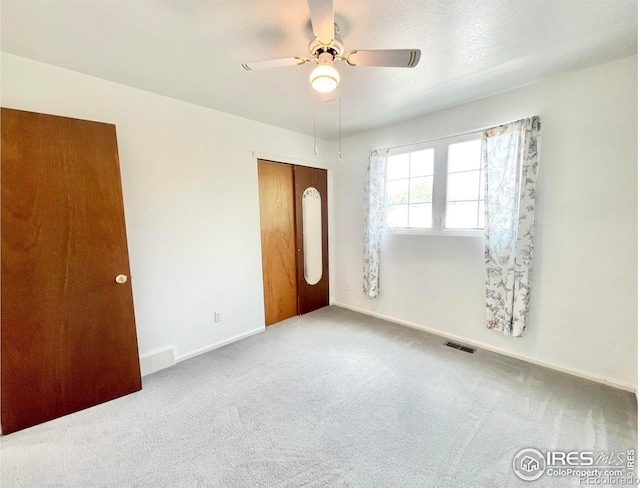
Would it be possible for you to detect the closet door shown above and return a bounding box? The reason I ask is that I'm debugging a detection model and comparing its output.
[257,160,298,325]
[294,165,329,315]
[1,108,142,434]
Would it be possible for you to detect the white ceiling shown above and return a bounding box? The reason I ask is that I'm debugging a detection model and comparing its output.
[2,0,637,140]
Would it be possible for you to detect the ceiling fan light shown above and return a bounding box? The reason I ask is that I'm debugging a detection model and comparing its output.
[310,63,340,93]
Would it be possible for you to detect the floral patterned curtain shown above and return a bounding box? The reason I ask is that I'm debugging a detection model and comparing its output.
[363,149,388,299]
[483,117,541,337]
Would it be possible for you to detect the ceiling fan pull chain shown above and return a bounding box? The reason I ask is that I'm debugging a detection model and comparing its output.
[311,88,318,155]
[338,86,343,163]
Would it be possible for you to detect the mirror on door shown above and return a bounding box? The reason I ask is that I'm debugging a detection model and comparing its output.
[302,187,323,286]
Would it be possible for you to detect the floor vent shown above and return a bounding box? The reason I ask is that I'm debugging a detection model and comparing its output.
[140,348,175,376]
[444,341,477,354]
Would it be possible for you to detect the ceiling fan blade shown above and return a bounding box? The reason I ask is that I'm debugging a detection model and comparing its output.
[242,57,307,71]
[345,49,421,68]
[308,0,335,44]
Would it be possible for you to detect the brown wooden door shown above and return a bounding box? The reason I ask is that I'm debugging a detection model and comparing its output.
[257,160,298,326]
[1,108,142,435]
[294,165,329,315]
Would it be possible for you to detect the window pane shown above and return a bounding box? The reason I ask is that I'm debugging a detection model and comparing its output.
[410,149,434,177]
[387,153,410,180]
[409,204,432,228]
[478,201,485,229]
[387,179,409,204]
[387,204,408,228]
[448,139,481,173]
[447,171,480,202]
[410,176,433,203]
[479,169,485,200]
[446,201,480,229]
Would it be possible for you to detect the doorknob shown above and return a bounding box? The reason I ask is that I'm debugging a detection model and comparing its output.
[115,274,128,284]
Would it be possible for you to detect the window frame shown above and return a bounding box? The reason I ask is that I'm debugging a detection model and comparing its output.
[384,131,484,237]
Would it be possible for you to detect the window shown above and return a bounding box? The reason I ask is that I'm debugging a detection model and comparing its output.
[385,133,483,234]
[446,140,483,229]
[386,149,434,228]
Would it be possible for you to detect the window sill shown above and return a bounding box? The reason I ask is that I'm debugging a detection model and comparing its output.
[384,228,484,237]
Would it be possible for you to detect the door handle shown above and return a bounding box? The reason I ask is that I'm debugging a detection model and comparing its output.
[115,274,128,284]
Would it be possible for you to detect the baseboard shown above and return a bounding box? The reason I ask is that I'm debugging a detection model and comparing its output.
[174,327,266,364]
[332,302,636,394]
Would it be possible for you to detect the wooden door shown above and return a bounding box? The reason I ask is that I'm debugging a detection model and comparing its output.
[1,108,142,435]
[294,165,329,315]
[257,160,298,326]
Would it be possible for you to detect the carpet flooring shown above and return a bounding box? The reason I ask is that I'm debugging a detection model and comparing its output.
[1,306,637,487]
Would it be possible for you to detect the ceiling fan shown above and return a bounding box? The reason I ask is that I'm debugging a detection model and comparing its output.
[241,0,421,93]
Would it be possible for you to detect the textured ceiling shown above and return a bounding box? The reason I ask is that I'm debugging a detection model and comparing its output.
[2,0,637,140]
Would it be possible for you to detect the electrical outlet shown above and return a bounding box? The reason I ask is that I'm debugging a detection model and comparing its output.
[214,312,221,322]
[346,281,352,290]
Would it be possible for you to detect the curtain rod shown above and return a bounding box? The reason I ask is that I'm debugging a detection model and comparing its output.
[382,117,526,153]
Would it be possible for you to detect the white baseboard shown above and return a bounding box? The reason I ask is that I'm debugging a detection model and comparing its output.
[332,302,636,394]
[174,327,265,363]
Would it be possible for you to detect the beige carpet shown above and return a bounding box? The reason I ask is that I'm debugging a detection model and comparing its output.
[1,306,637,487]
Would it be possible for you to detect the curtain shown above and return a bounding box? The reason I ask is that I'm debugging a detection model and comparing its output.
[363,149,388,299]
[483,116,541,337]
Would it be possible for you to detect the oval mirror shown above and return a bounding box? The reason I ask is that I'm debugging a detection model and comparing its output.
[302,187,323,285]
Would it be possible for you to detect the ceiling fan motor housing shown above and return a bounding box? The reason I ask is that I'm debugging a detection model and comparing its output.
[308,28,344,58]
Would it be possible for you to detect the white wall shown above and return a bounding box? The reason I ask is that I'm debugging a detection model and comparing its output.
[1,53,332,365]
[331,55,638,390]
[2,52,636,389]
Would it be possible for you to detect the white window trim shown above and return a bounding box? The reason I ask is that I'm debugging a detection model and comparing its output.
[384,131,484,237]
